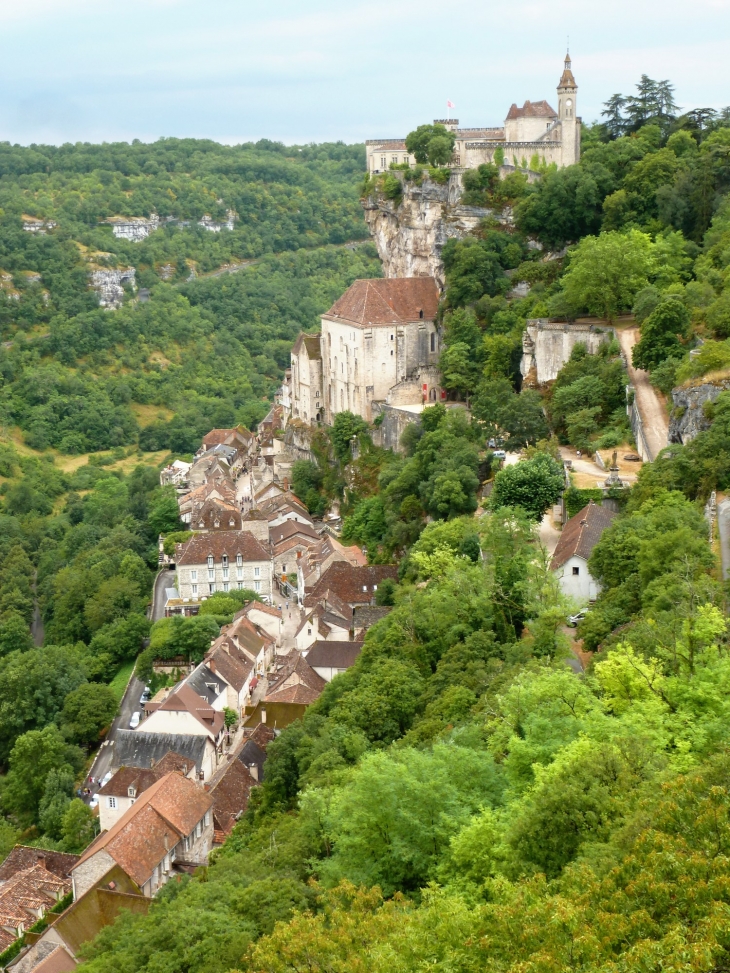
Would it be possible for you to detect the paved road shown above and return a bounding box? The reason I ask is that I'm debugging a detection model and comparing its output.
[616,326,669,460]
[86,569,174,798]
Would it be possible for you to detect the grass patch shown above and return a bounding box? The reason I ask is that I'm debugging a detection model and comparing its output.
[109,661,136,703]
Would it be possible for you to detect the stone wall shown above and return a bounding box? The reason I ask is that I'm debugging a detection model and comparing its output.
[90,267,136,308]
[362,172,503,288]
[669,379,730,444]
[521,319,612,386]
[371,403,422,453]
[284,420,315,461]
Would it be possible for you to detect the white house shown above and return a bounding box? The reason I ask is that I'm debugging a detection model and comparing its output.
[550,501,617,604]
[176,531,273,602]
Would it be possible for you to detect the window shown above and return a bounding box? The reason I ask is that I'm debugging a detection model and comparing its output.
[363,585,368,592]
[254,581,261,592]
[392,155,398,165]
[380,155,386,168]
[128,787,136,797]
[223,582,229,592]
[191,584,198,596]
[207,555,214,568]
[236,553,242,566]
[108,797,116,809]
[222,554,228,567]
[210,583,216,594]
[390,349,393,355]
[430,332,436,352]
[282,564,287,573]
[207,568,214,581]
[190,570,197,582]
[222,567,229,580]
[254,567,260,578]
[390,334,393,340]
[237,581,243,590]
[572,566,580,576]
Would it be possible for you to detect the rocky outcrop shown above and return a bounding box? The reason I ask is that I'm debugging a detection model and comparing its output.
[89,267,136,308]
[669,379,730,444]
[284,420,315,461]
[362,172,503,287]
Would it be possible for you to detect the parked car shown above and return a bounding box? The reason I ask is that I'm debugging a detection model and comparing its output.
[567,609,588,628]
[89,796,99,810]
[129,711,141,728]
[101,771,113,786]
[493,450,507,460]
[139,687,151,705]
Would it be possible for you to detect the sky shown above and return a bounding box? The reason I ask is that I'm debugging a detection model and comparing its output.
[0,0,728,146]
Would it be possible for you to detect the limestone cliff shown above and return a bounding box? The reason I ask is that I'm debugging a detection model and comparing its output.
[669,378,730,444]
[362,172,501,288]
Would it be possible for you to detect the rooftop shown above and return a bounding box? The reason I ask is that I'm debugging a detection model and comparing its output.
[305,562,398,608]
[305,640,363,671]
[176,531,270,566]
[551,501,618,571]
[113,731,209,774]
[324,277,440,327]
[506,99,557,120]
[292,333,322,360]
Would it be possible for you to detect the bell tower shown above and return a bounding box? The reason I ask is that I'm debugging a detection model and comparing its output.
[557,52,579,165]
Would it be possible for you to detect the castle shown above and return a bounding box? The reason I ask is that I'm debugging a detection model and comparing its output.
[366,54,580,175]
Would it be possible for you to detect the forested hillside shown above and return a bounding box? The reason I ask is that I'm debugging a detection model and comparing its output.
[67,80,730,973]
[0,138,378,452]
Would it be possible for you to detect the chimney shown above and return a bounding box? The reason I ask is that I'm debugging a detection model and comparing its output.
[249,763,259,781]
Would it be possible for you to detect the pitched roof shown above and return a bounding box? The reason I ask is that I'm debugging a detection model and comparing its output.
[202,428,252,448]
[559,54,576,88]
[249,723,276,749]
[265,683,323,705]
[506,99,557,119]
[74,774,212,888]
[176,530,270,566]
[353,605,392,632]
[48,864,148,957]
[0,864,69,935]
[551,502,618,571]
[0,847,78,882]
[206,642,253,693]
[153,751,197,777]
[266,649,326,696]
[270,519,320,546]
[292,333,322,360]
[157,683,225,738]
[324,277,439,327]
[185,664,227,706]
[27,944,77,973]
[238,739,267,781]
[113,731,209,774]
[208,760,257,835]
[305,563,398,607]
[305,641,363,670]
[190,497,242,531]
[97,767,160,799]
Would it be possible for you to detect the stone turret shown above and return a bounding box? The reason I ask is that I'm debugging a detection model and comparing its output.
[557,52,580,166]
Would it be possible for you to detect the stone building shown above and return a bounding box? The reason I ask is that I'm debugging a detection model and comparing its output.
[291,277,441,426]
[551,502,617,604]
[520,319,612,386]
[366,54,580,175]
[176,531,273,602]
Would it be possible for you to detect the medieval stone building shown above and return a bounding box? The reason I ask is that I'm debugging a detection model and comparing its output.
[366,53,580,175]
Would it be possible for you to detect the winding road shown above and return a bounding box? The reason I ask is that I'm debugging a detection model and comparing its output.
[616,325,669,460]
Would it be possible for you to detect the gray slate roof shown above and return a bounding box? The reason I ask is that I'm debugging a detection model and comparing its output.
[238,740,267,782]
[113,730,208,774]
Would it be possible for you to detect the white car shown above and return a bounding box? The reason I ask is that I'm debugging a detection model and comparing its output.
[567,609,588,628]
[101,771,113,786]
[129,711,141,729]
[89,796,99,810]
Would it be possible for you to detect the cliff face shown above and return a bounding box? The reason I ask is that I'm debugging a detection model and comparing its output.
[669,379,730,444]
[362,173,501,287]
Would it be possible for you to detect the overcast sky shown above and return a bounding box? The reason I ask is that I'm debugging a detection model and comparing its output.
[0,0,727,146]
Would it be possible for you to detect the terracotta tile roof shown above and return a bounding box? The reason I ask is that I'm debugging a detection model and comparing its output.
[27,944,77,973]
[292,333,322,360]
[158,684,225,738]
[269,520,320,546]
[266,650,326,696]
[202,428,252,448]
[265,683,323,705]
[153,751,197,777]
[190,497,242,531]
[238,600,281,620]
[74,774,212,888]
[208,760,257,835]
[551,502,618,571]
[97,767,160,799]
[559,55,576,88]
[206,643,253,693]
[258,492,309,517]
[0,848,78,882]
[0,864,70,938]
[220,614,272,662]
[505,99,557,120]
[176,530,270,566]
[305,563,398,608]
[305,641,363,671]
[249,723,275,749]
[324,277,439,327]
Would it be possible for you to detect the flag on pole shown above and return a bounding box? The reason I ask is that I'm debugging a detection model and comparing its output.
[447,100,455,108]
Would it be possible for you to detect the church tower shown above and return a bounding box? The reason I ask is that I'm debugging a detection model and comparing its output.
[557,53,579,166]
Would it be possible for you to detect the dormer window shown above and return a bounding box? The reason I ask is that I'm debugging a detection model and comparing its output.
[128,786,137,798]
[222,554,228,567]
[236,554,242,566]
[214,519,220,528]
[207,555,214,568]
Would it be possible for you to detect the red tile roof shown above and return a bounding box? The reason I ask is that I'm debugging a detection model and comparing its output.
[305,563,398,608]
[97,767,160,798]
[0,847,78,881]
[177,530,270,565]
[264,683,324,705]
[157,683,225,738]
[324,278,440,327]
[305,641,363,671]
[505,99,557,120]
[551,502,618,571]
[74,773,212,888]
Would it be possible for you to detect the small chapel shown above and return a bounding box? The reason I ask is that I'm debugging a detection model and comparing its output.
[366,53,580,175]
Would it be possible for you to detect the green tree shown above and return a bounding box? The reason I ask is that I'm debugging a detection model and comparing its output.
[559,230,656,320]
[633,298,691,371]
[61,799,98,853]
[490,453,564,521]
[330,412,369,462]
[404,124,456,167]
[61,683,118,744]
[3,725,81,823]
[148,488,182,537]
[38,766,76,839]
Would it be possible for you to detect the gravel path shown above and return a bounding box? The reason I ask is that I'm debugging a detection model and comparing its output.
[616,325,669,460]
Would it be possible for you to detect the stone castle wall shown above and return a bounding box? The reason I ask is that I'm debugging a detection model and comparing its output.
[521,319,611,386]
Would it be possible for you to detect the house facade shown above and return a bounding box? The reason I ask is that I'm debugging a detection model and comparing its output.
[176,531,273,602]
[551,501,618,604]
